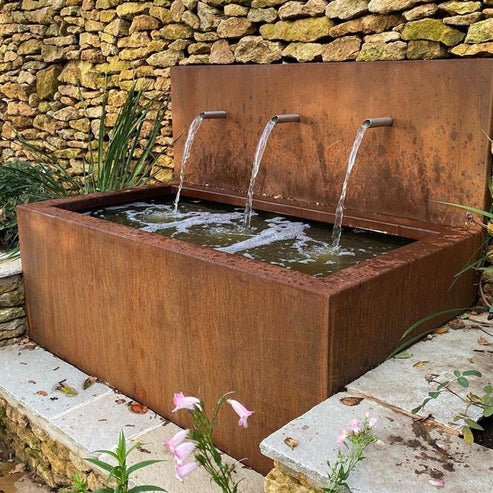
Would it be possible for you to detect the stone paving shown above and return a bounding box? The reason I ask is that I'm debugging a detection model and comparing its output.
[261,316,493,492]
[0,343,264,492]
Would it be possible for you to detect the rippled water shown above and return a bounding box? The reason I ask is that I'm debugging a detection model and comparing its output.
[89,200,412,278]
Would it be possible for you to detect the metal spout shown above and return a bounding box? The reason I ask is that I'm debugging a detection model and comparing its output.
[200,110,227,119]
[271,113,301,123]
[362,117,393,128]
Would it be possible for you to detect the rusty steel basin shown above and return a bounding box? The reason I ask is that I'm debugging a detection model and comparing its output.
[17,60,492,473]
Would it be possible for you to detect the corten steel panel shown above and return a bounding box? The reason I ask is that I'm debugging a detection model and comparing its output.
[17,186,481,473]
[171,60,493,228]
[17,197,329,473]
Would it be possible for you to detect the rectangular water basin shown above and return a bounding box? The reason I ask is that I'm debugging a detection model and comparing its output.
[17,183,480,473]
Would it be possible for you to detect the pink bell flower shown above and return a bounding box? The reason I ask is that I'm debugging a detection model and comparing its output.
[227,399,254,428]
[336,429,347,445]
[174,461,198,482]
[368,416,377,428]
[349,418,360,433]
[172,392,201,412]
[173,441,196,465]
[164,429,188,453]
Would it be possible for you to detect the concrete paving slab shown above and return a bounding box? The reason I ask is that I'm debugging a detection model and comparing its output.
[50,391,165,454]
[0,344,110,419]
[125,422,264,493]
[261,392,493,492]
[347,327,491,431]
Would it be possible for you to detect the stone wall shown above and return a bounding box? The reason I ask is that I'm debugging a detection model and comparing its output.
[0,260,26,345]
[0,397,104,489]
[0,0,492,176]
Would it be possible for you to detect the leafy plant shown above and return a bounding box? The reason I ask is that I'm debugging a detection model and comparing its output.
[71,431,165,493]
[0,84,167,254]
[323,412,377,493]
[412,370,493,444]
[166,392,253,493]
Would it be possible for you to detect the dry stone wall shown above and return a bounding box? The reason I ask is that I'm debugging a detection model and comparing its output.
[0,0,492,175]
[0,263,26,345]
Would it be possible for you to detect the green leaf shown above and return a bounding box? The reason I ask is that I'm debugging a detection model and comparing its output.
[457,377,469,388]
[85,458,115,474]
[91,489,114,493]
[464,418,484,431]
[462,425,474,445]
[128,486,166,493]
[428,391,440,398]
[483,406,493,417]
[126,460,163,476]
[462,370,482,377]
[484,385,493,394]
[394,352,413,359]
[411,405,422,414]
[453,370,461,377]
[438,201,493,220]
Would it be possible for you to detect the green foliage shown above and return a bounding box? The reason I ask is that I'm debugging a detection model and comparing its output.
[183,394,239,493]
[72,431,165,493]
[323,415,377,493]
[0,85,167,254]
[412,370,492,445]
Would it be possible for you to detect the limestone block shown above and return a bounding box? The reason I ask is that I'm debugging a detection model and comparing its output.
[36,65,61,100]
[182,11,200,29]
[0,317,27,339]
[171,0,185,22]
[368,0,425,14]
[356,40,407,60]
[159,23,194,39]
[224,4,249,17]
[116,2,151,19]
[0,83,31,101]
[329,13,403,36]
[209,39,235,63]
[407,39,448,58]
[443,13,482,27]
[325,0,369,20]
[104,18,130,36]
[18,39,42,55]
[282,42,323,61]
[278,0,328,20]
[450,41,493,55]
[197,2,222,31]
[234,35,283,62]
[0,276,22,296]
[248,8,278,23]
[439,1,481,15]
[260,17,333,42]
[217,17,255,38]
[401,18,465,46]
[149,6,172,23]
[252,0,286,7]
[465,18,493,43]
[364,31,400,42]
[188,42,211,54]
[0,307,25,324]
[147,49,185,67]
[129,14,160,33]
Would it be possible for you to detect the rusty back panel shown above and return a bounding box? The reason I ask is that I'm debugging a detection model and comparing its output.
[171,60,493,228]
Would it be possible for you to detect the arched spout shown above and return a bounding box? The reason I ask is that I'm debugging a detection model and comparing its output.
[271,113,301,123]
[362,117,393,128]
[200,110,227,119]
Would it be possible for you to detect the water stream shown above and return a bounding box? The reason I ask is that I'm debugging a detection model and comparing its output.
[173,114,204,213]
[331,124,368,249]
[243,119,277,227]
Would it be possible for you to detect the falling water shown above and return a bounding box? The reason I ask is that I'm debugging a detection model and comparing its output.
[331,124,369,249]
[243,119,277,227]
[173,114,204,213]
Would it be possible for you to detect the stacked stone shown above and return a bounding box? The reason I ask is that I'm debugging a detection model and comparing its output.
[0,0,492,178]
[0,397,105,488]
[0,271,26,346]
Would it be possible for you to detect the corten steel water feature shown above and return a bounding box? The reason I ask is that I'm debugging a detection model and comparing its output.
[17,60,493,473]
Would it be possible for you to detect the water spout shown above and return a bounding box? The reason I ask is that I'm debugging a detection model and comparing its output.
[331,117,393,249]
[243,114,301,227]
[173,111,227,212]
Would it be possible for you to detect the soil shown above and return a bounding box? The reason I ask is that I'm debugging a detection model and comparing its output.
[473,415,493,449]
[0,461,51,493]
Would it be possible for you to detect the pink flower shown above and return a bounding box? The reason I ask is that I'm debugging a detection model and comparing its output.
[173,441,196,465]
[172,392,201,412]
[336,429,347,445]
[164,429,188,453]
[175,461,198,482]
[429,479,444,489]
[368,416,377,428]
[349,418,360,433]
[227,399,254,428]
